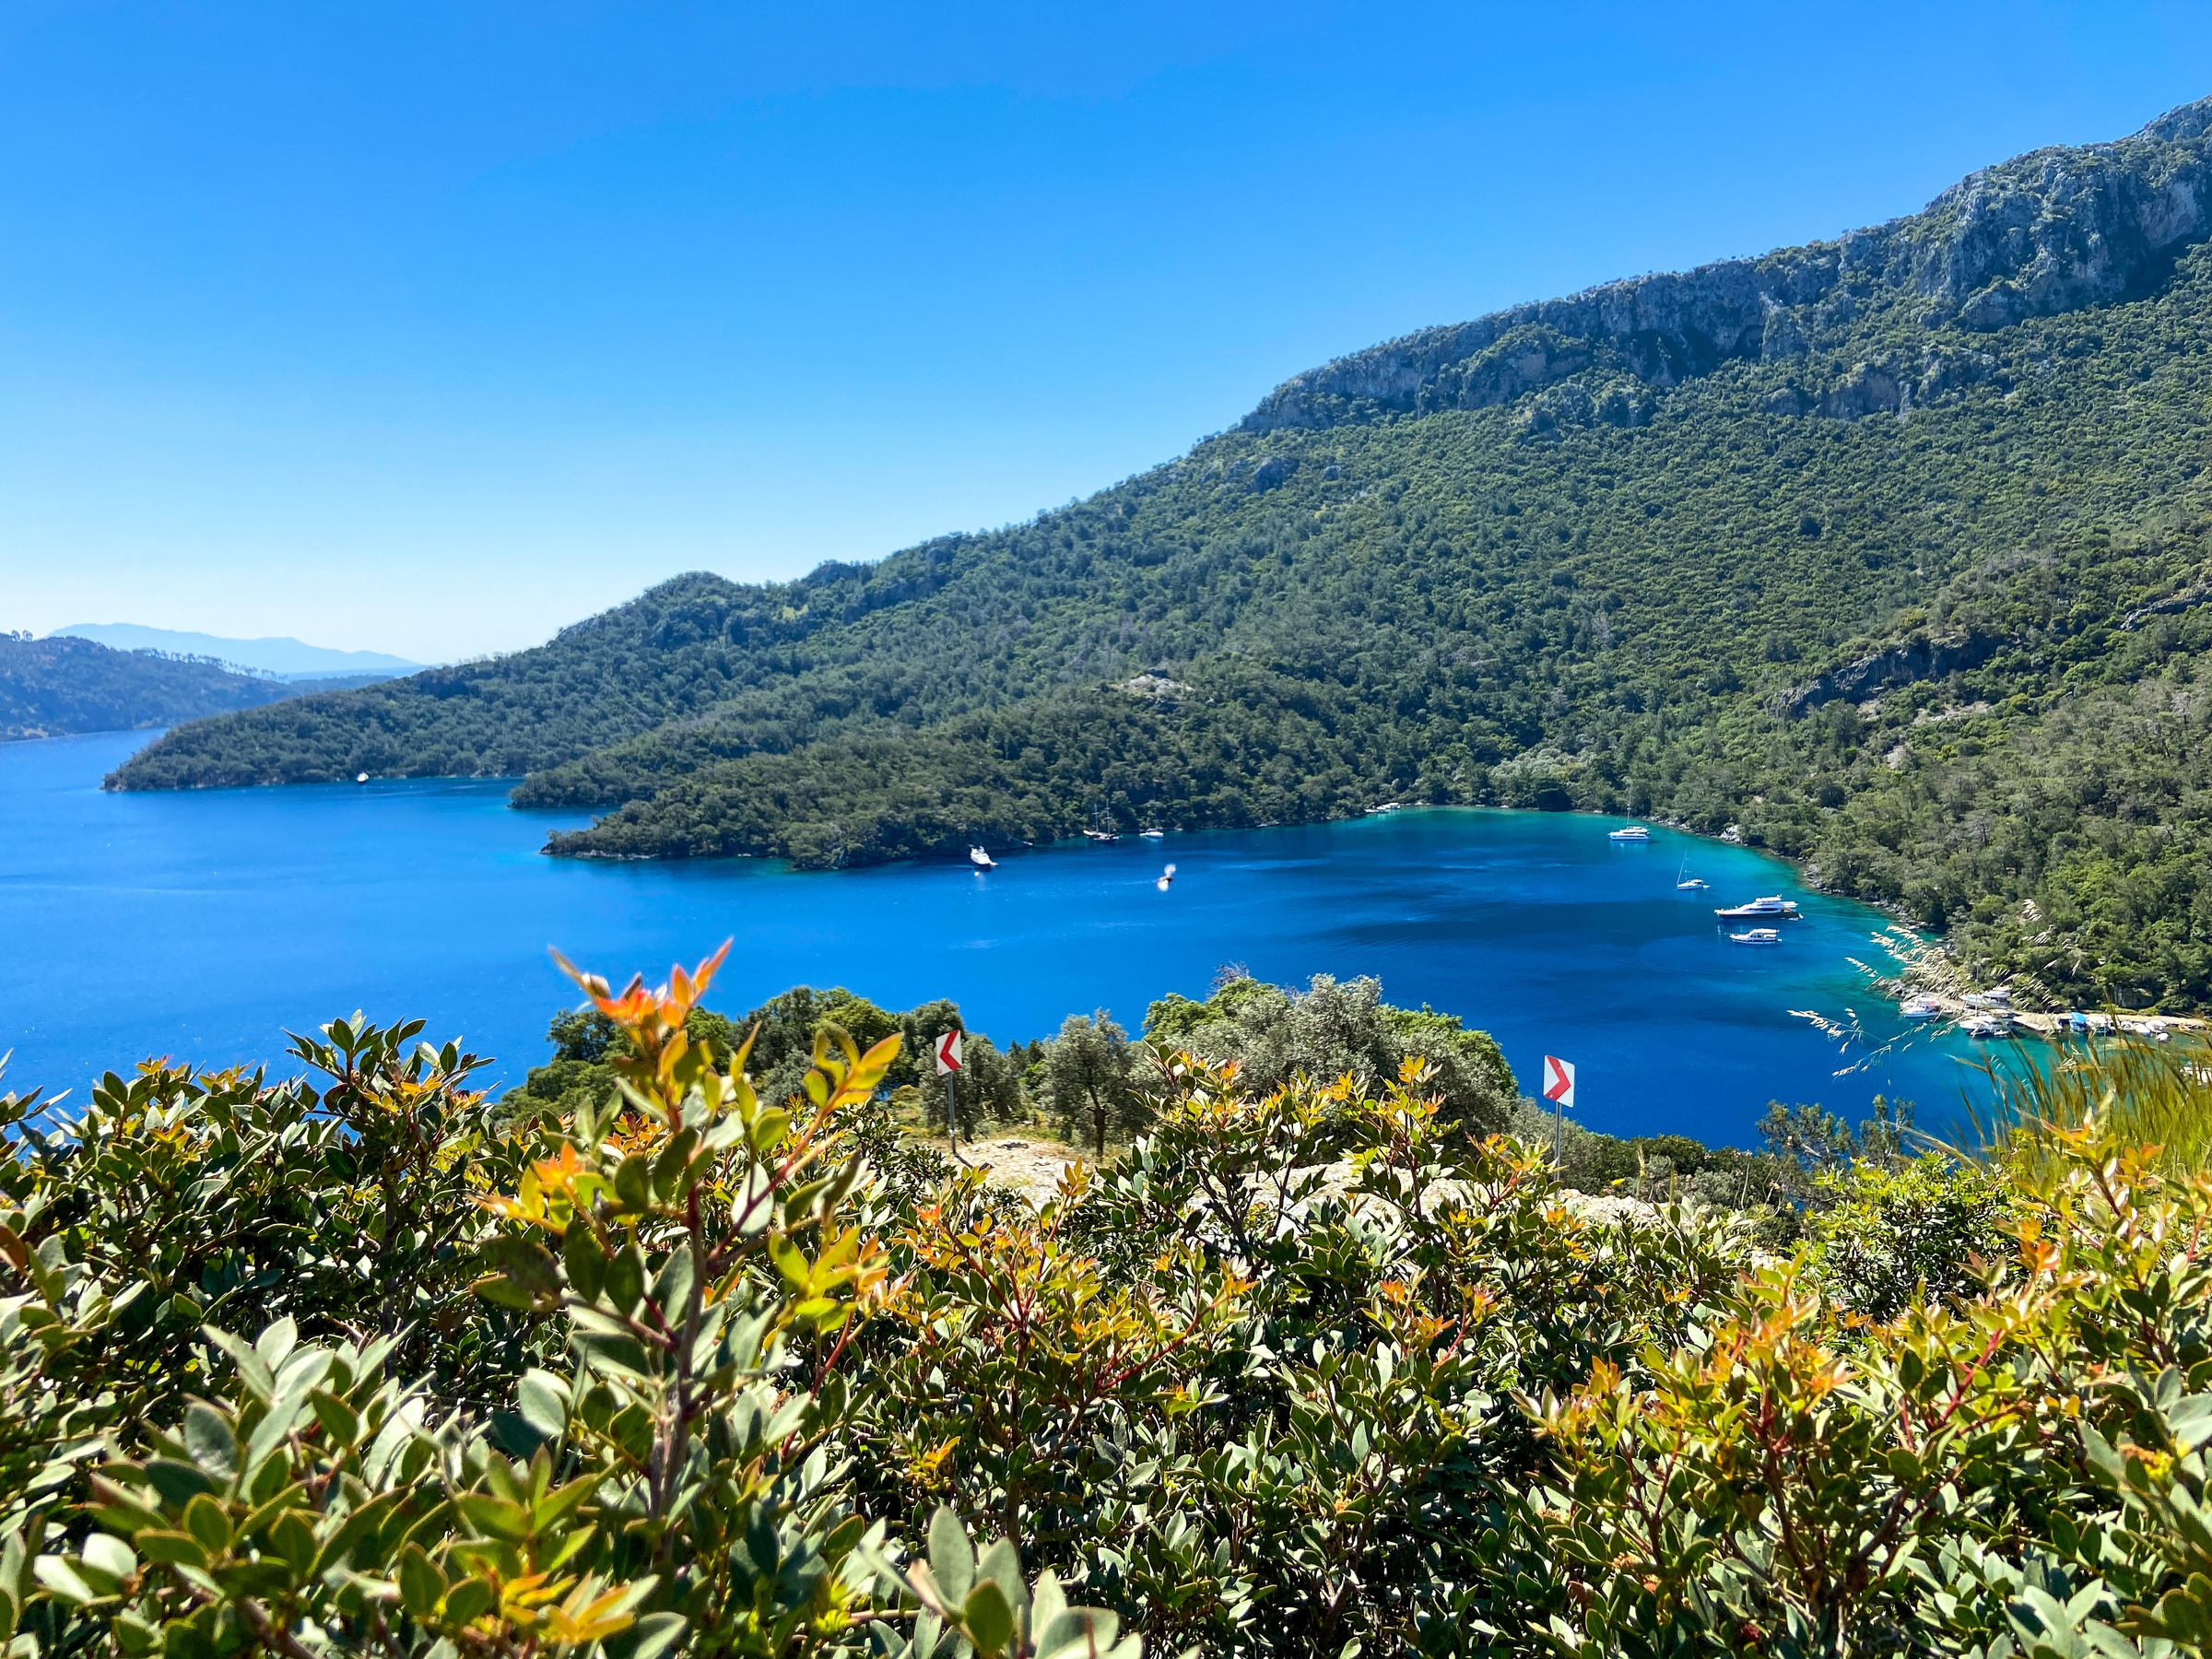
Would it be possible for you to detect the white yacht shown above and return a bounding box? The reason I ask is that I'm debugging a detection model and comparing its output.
[1714,896,1801,920]
[1139,828,1165,839]
[969,846,996,869]
[1730,927,1783,946]
[1963,1012,2014,1039]
[1608,824,1651,841]
[1900,994,1943,1019]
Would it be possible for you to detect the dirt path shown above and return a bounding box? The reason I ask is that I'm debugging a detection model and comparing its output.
[933,1134,1096,1203]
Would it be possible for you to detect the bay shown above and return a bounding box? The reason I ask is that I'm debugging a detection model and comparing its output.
[1,728,1988,1146]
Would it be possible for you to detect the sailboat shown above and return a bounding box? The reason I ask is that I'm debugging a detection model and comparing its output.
[1607,823,1651,841]
[969,846,996,870]
[1675,858,1708,890]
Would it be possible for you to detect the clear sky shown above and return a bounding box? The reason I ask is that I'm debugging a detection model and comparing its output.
[4,2,2209,664]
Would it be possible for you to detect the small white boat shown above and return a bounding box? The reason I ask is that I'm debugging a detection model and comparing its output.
[1608,824,1651,841]
[1674,859,1707,889]
[1714,896,1801,920]
[1139,828,1165,839]
[1730,927,1782,945]
[1963,1013,2014,1039]
[1369,802,1401,815]
[969,846,996,869]
[1155,863,1177,891]
[1900,994,1943,1019]
[356,771,371,784]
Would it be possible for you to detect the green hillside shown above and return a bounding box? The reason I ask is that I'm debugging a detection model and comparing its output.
[113,100,2212,1009]
[0,633,307,740]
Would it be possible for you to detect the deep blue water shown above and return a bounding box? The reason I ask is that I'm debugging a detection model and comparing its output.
[1,729,1990,1146]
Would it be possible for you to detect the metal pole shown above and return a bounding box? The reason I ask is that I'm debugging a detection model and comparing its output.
[946,1072,958,1155]
[1551,1092,1564,1170]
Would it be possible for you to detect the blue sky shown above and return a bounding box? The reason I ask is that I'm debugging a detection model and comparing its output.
[4,3,2209,662]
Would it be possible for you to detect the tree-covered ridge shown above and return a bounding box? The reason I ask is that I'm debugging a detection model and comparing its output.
[111,100,2212,1008]
[0,634,310,741]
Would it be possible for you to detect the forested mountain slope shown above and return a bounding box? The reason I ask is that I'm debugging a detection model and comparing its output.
[115,99,2212,1009]
[0,634,305,739]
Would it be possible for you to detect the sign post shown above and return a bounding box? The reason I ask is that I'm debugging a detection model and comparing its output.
[935,1029,963,1152]
[1543,1054,1575,1168]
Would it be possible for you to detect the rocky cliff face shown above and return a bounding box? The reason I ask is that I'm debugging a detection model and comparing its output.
[1243,98,2212,432]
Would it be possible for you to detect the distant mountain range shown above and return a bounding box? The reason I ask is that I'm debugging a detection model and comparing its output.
[111,98,2212,1011]
[0,635,379,740]
[53,623,422,681]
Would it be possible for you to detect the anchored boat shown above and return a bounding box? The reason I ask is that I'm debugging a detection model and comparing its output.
[1730,927,1783,946]
[1608,824,1651,841]
[969,846,996,869]
[1714,896,1802,920]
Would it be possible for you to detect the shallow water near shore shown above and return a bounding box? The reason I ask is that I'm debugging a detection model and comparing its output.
[1,729,1994,1147]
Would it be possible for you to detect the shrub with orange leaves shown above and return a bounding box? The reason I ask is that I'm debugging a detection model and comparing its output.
[1536,1116,2212,1659]
[17,950,2212,1659]
[13,949,1140,1659]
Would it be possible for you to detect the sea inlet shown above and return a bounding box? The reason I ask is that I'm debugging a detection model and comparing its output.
[1,728,1989,1147]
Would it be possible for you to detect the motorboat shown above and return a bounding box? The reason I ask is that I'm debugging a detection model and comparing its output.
[356,771,371,784]
[1730,927,1782,945]
[1608,824,1651,841]
[1963,1013,2014,1039]
[969,846,996,870]
[1368,802,1401,815]
[1963,989,2014,1009]
[1900,994,1943,1019]
[1714,896,1802,920]
[1139,828,1165,839]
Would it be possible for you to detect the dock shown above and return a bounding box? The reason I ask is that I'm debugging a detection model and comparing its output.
[1904,994,2206,1041]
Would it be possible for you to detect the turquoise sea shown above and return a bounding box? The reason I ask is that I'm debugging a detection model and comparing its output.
[1,729,1992,1146]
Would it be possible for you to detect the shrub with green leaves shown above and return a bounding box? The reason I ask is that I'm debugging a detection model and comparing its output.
[10,955,2212,1659]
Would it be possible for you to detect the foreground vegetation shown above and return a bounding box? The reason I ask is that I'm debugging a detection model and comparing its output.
[7,946,2212,1658]
[111,105,2212,1009]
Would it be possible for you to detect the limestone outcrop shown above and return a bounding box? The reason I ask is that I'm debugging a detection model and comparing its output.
[1243,98,2212,431]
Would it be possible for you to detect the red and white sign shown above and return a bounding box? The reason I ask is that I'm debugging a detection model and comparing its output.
[1543,1054,1575,1111]
[935,1030,963,1075]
